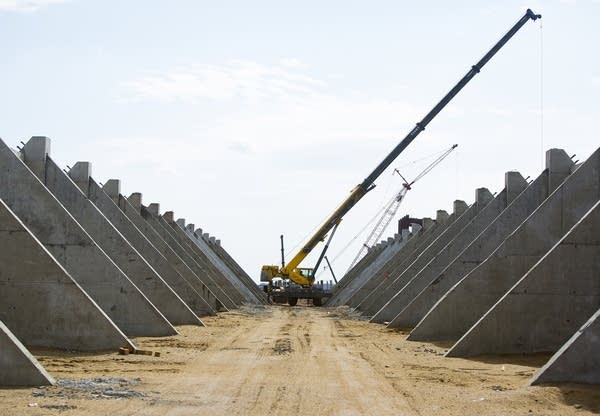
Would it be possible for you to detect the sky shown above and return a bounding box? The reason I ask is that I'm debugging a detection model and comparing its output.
[1,0,598,283]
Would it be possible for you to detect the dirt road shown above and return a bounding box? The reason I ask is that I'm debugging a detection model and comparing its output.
[1,306,598,415]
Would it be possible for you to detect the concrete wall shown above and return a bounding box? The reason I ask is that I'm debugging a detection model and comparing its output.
[350,213,449,310]
[388,173,528,329]
[164,215,260,304]
[0,199,133,351]
[0,321,54,387]
[141,203,244,306]
[448,198,600,357]
[371,198,485,323]
[408,151,575,342]
[35,153,188,330]
[117,193,227,312]
[196,228,267,302]
[436,147,596,356]
[79,174,203,324]
[0,137,175,337]
[328,233,413,307]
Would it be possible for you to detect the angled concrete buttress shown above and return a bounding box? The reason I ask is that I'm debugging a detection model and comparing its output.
[143,206,241,307]
[197,230,267,303]
[31,154,184,331]
[168,216,261,304]
[531,308,600,385]
[447,198,600,357]
[328,232,413,307]
[0,321,54,387]
[159,212,256,304]
[138,202,239,308]
[68,170,202,325]
[0,137,174,337]
[94,179,211,320]
[0,199,133,350]
[19,138,177,335]
[355,209,455,314]
[388,174,528,328]
[348,218,439,309]
[372,197,487,324]
[116,192,223,313]
[409,149,575,342]
[442,148,598,357]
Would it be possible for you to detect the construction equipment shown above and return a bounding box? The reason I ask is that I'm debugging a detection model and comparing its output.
[345,144,458,273]
[261,9,541,306]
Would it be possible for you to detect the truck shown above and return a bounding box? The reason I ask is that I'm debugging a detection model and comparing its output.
[261,9,542,306]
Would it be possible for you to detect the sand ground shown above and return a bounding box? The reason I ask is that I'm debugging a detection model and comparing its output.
[1,305,598,415]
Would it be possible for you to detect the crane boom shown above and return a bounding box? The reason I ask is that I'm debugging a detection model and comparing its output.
[261,9,541,288]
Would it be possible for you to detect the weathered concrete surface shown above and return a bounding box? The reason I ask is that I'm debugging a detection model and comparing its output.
[163,213,260,304]
[531,308,600,385]
[409,152,574,342]
[0,137,174,337]
[0,199,133,351]
[448,198,600,357]
[206,236,268,303]
[389,174,528,328]
[440,148,598,356]
[169,216,255,303]
[0,321,54,387]
[351,213,449,311]
[372,198,486,324]
[33,153,180,332]
[75,174,202,325]
[193,227,267,302]
[117,194,225,313]
[331,239,389,296]
[328,233,413,307]
[139,203,241,307]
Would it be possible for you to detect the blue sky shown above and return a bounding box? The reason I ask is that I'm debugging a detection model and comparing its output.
[1,0,598,282]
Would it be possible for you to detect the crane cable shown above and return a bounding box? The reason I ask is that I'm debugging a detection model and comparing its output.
[280,146,453,263]
[319,144,458,277]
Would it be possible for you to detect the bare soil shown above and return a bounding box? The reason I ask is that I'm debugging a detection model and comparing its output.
[1,305,599,415]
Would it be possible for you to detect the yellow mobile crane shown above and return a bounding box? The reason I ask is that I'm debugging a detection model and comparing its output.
[261,9,541,306]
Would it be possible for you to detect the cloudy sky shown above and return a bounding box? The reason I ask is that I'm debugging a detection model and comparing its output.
[1,0,598,282]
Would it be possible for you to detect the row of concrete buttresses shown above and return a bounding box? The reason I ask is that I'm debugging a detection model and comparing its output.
[328,146,600,386]
[0,136,267,386]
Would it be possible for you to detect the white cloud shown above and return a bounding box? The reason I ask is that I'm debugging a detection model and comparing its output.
[119,60,326,103]
[0,0,69,12]
[593,76,600,87]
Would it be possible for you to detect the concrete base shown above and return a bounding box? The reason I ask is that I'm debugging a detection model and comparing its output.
[531,308,600,385]
[0,199,133,351]
[0,320,54,387]
[448,198,600,357]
